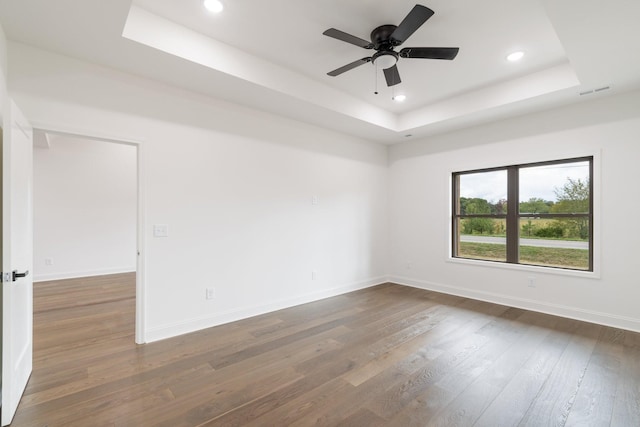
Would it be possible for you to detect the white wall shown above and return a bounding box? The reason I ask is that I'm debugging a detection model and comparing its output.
[389,90,640,332]
[7,43,389,342]
[33,135,136,281]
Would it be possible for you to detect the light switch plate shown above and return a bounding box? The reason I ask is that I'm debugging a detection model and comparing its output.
[153,224,169,237]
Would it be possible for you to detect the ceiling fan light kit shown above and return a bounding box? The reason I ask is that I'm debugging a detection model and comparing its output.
[323,4,459,88]
[373,51,398,70]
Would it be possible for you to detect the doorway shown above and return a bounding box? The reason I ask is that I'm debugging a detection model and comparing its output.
[32,130,145,343]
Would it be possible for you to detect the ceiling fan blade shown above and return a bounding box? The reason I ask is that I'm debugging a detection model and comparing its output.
[383,64,402,87]
[327,57,372,76]
[399,47,460,60]
[390,5,434,45]
[323,28,373,49]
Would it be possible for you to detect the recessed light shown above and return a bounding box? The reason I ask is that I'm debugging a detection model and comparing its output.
[506,51,524,62]
[203,0,224,13]
[393,94,407,102]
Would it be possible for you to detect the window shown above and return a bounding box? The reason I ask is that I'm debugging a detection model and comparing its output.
[452,157,593,271]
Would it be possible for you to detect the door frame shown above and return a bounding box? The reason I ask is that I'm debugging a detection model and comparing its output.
[31,125,147,344]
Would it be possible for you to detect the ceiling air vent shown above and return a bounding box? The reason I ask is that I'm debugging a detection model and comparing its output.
[580,85,611,96]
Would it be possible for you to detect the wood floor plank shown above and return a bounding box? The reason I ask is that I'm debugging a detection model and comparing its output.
[564,327,623,427]
[517,321,602,426]
[174,334,346,399]
[424,310,561,427]
[387,306,536,425]
[472,320,579,426]
[610,339,640,427]
[196,363,355,425]
[243,378,355,426]
[295,301,500,425]
[287,345,441,426]
[10,274,640,426]
[334,408,387,427]
[340,303,465,386]
[370,329,491,420]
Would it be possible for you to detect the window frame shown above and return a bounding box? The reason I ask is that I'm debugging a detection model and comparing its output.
[451,156,593,272]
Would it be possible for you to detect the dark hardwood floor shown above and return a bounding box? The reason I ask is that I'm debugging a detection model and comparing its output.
[9,273,640,426]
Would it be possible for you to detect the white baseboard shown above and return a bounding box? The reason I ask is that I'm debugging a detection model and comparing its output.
[144,276,388,343]
[34,267,136,282]
[390,275,640,333]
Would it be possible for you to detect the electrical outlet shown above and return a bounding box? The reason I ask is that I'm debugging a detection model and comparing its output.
[527,277,536,288]
[312,270,318,280]
[206,288,215,300]
[406,261,412,270]
[44,258,54,266]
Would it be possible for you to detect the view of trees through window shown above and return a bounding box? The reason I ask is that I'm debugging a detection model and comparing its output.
[453,158,592,271]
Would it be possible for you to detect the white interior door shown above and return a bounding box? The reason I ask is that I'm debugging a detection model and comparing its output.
[1,100,33,426]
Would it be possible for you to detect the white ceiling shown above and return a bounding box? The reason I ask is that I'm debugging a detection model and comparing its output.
[1,0,639,143]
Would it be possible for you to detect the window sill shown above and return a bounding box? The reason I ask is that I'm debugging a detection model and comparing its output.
[446,256,600,279]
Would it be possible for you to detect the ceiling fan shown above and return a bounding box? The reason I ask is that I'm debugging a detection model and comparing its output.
[323,4,459,87]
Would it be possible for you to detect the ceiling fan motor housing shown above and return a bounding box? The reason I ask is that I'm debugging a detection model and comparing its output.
[371,25,400,69]
[370,25,399,50]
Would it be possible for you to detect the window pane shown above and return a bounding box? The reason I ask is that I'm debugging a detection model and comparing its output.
[519,161,590,214]
[456,218,506,262]
[518,218,589,270]
[453,157,592,271]
[459,170,507,214]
